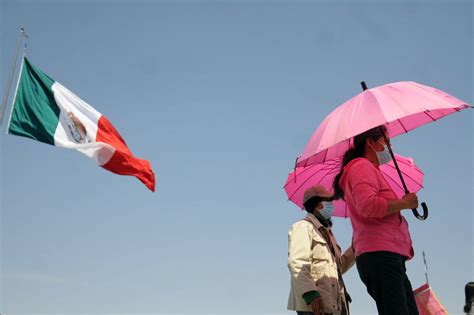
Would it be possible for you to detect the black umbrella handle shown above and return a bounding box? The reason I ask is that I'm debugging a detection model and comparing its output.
[412,202,429,221]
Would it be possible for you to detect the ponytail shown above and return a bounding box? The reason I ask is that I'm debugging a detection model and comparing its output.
[332,147,364,200]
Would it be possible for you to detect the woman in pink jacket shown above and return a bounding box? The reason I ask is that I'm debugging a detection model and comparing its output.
[332,125,419,315]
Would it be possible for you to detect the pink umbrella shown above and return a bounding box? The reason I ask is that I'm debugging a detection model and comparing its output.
[285,154,423,217]
[296,81,472,220]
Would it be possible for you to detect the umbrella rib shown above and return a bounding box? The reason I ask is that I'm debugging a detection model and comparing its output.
[385,93,412,134]
[424,110,437,122]
[383,173,406,194]
[287,164,338,200]
[286,166,315,186]
[286,167,321,199]
[389,157,424,175]
[384,158,412,170]
[316,166,339,186]
[385,170,423,192]
[376,88,410,133]
[285,161,341,189]
[283,158,342,188]
[284,162,331,189]
[383,164,424,183]
[411,83,471,111]
[397,118,408,133]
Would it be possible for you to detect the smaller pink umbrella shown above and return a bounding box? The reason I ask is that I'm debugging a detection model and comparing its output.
[284,154,424,217]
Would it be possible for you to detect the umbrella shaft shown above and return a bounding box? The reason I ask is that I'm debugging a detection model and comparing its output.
[380,129,409,193]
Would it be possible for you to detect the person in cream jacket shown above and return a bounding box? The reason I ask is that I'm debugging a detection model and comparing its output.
[288,185,355,315]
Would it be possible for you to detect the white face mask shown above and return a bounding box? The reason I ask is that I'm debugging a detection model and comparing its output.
[376,144,393,165]
[371,140,393,165]
[319,201,334,220]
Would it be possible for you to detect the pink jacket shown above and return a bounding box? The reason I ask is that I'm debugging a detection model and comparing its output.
[339,158,414,259]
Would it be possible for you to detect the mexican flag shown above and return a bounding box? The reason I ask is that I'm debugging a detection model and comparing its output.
[7,58,156,191]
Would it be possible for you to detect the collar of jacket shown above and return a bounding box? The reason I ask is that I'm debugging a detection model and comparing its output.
[306,212,332,228]
[308,212,332,229]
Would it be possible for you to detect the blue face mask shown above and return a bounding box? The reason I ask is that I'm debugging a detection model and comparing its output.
[376,144,393,165]
[319,201,334,220]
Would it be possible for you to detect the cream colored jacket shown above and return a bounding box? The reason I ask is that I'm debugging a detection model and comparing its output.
[287,213,355,314]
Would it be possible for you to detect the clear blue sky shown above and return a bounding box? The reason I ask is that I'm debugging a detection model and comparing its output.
[1,0,472,314]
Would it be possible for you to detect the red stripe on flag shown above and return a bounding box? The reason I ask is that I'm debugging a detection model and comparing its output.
[96,116,156,191]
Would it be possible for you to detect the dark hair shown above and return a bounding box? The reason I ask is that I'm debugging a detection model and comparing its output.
[464,282,474,313]
[332,125,387,200]
[303,196,332,214]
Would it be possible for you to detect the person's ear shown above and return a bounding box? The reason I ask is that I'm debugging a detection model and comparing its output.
[366,138,375,151]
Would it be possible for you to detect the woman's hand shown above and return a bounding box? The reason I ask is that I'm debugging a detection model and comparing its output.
[387,193,419,215]
[310,296,324,315]
[402,193,419,209]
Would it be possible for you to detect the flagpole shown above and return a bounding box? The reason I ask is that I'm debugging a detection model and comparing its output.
[0,27,28,126]
[5,56,25,134]
[423,251,429,285]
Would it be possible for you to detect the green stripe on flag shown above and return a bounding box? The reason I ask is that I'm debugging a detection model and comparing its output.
[8,58,61,145]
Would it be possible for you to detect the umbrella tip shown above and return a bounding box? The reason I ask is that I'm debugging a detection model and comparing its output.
[360,81,368,91]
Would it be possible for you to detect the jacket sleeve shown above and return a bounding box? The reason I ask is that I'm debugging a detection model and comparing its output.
[288,221,318,295]
[340,246,355,274]
[348,160,388,219]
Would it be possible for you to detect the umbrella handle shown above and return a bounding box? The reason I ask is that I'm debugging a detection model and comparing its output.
[412,202,428,220]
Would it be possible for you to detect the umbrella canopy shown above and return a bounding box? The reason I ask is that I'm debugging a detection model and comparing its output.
[297,81,472,167]
[284,154,424,217]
